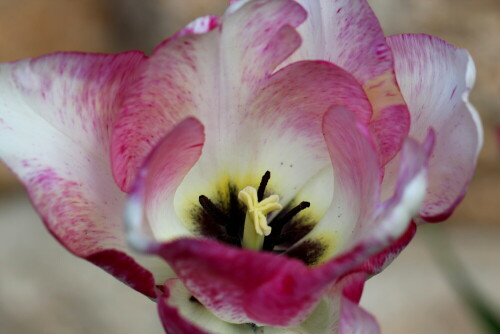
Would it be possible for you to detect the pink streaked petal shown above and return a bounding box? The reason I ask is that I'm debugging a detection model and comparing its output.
[176,60,372,219]
[87,249,156,297]
[228,0,244,6]
[158,279,257,334]
[359,221,417,276]
[125,118,204,250]
[367,104,410,166]
[152,238,320,327]
[363,138,428,256]
[387,34,483,222]
[258,60,373,125]
[367,133,433,240]
[111,0,307,192]
[171,15,220,40]
[305,272,378,334]
[284,0,410,164]
[307,132,432,288]
[322,106,381,227]
[267,273,368,334]
[289,0,391,83]
[159,278,345,334]
[158,280,212,334]
[0,52,159,296]
[339,272,367,304]
[220,0,306,83]
[339,298,380,334]
[286,106,381,262]
[152,239,391,329]
[284,294,339,334]
[151,238,394,329]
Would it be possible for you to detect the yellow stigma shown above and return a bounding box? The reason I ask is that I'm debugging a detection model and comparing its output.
[238,186,282,250]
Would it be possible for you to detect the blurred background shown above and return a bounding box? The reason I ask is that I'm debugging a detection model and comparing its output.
[0,0,498,333]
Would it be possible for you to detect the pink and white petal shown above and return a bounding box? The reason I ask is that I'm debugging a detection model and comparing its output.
[363,133,433,243]
[87,249,156,296]
[339,272,367,304]
[0,52,159,296]
[160,278,343,334]
[125,118,205,250]
[152,218,402,329]
[386,34,483,222]
[152,237,353,327]
[321,272,379,334]
[110,33,207,192]
[158,279,256,334]
[153,239,381,330]
[286,106,381,263]
[339,298,380,334]
[268,273,369,334]
[175,60,372,219]
[271,273,370,334]
[227,0,247,9]
[171,15,220,40]
[158,294,211,334]
[218,0,306,92]
[265,284,343,334]
[111,0,307,192]
[306,133,432,286]
[359,221,417,276]
[283,0,410,164]
[288,0,390,84]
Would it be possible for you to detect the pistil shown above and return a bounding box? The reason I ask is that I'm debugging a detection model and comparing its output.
[238,186,282,250]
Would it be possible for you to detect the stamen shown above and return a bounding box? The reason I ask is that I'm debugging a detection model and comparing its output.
[263,201,310,251]
[257,170,271,201]
[199,195,230,226]
[271,201,310,228]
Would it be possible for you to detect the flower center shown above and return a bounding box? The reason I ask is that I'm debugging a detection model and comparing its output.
[197,171,312,252]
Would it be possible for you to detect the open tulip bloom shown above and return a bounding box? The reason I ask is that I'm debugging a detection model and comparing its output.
[0,0,483,333]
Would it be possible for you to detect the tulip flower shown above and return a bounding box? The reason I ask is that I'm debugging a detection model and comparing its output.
[0,0,482,333]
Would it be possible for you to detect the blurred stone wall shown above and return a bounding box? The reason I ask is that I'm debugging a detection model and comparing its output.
[0,0,498,224]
